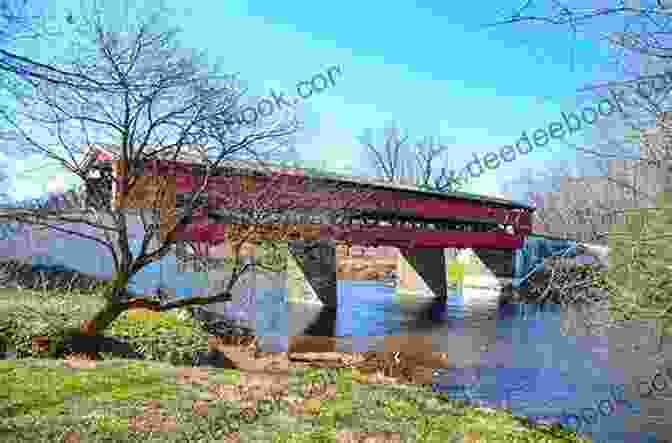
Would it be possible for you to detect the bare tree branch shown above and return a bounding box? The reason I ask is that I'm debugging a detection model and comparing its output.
[358,123,462,192]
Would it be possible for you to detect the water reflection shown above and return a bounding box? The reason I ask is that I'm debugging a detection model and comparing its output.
[300,305,337,337]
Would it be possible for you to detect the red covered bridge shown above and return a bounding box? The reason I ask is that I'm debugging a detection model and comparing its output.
[96,154,534,250]
[86,145,536,307]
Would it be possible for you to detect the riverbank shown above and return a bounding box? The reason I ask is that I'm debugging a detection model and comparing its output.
[335,245,397,281]
[0,357,590,442]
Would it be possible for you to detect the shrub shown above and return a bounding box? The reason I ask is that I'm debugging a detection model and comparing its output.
[106,307,210,366]
[0,289,89,359]
[0,288,210,365]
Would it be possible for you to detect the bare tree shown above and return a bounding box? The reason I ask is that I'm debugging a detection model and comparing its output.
[0,5,369,347]
[505,165,615,245]
[0,0,59,196]
[0,0,45,87]
[0,0,144,95]
[0,168,12,204]
[492,2,672,357]
[358,123,462,192]
[502,123,672,326]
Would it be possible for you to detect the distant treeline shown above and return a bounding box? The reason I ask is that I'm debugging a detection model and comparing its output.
[0,188,85,240]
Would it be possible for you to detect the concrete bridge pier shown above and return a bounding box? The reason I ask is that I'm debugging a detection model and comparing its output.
[470,249,516,289]
[286,240,338,310]
[397,247,516,302]
[397,247,449,302]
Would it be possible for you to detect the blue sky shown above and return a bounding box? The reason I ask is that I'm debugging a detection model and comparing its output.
[4,0,630,202]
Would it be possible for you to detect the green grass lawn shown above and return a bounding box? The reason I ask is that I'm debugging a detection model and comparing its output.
[0,358,591,443]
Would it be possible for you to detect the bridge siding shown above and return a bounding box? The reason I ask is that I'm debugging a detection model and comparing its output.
[110,158,533,243]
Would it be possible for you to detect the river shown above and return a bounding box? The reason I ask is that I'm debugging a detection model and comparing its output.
[204,276,672,443]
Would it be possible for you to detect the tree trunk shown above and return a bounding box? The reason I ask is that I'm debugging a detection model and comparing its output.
[84,272,132,335]
[56,273,134,360]
[55,268,235,360]
[85,301,130,336]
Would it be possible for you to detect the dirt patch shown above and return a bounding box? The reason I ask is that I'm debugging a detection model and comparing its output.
[302,381,339,401]
[61,430,81,443]
[31,336,50,354]
[289,335,339,353]
[220,433,241,442]
[127,400,178,433]
[63,354,97,370]
[174,366,212,386]
[207,372,288,405]
[191,399,210,417]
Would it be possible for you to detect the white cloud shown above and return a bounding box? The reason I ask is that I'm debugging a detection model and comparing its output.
[46,175,68,194]
[13,153,82,200]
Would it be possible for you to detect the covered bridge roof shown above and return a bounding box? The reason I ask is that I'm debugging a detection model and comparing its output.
[81,143,535,211]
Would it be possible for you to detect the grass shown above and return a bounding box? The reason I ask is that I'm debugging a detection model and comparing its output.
[0,287,592,442]
[0,358,592,442]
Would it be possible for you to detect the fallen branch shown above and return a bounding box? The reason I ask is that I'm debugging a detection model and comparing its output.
[288,352,345,362]
[122,291,234,312]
